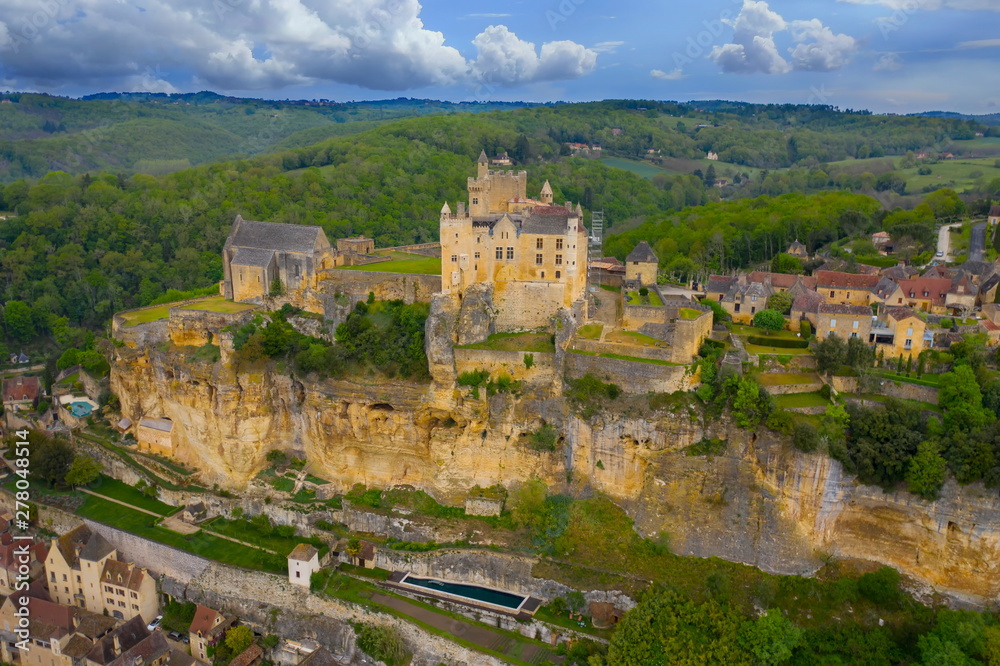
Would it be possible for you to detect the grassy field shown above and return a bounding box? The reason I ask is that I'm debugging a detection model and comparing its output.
[179,296,256,314]
[729,324,800,339]
[900,158,1000,193]
[569,349,680,366]
[76,496,286,572]
[88,475,181,516]
[746,343,812,355]
[773,392,831,409]
[119,304,173,326]
[878,371,942,387]
[203,517,326,557]
[626,290,664,306]
[605,330,663,346]
[339,252,441,275]
[756,372,820,386]
[599,284,621,293]
[457,332,555,353]
[577,323,603,340]
[678,307,703,320]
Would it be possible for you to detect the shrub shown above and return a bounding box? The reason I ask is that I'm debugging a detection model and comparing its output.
[528,424,559,452]
[766,409,795,435]
[457,369,490,387]
[800,320,813,340]
[685,438,727,456]
[639,286,649,297]
[939,317,954,329]
[524,353,534,369]
[356,624,407,666]
[792,423,819,452]
[275,525,296,538]
[752,309,786,333]
[266,449,286,465]
[858,567,901,606]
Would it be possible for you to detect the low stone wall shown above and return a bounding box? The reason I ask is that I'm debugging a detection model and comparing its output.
[880,379,940,404]
[318,270,440,307]
[167,306,260,347]
[112,318,169,349]
[453,348,555,386]
[764,380,824,396]
[830,376,857,393]
[760,355,817,371]
[382,242,442,258]
[573,338,673,363]
[565,351,695,395]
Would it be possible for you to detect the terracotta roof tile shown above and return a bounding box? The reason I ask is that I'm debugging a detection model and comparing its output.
[815,271,880,290]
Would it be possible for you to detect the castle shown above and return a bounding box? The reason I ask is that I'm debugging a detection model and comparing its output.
[439,151,589,330]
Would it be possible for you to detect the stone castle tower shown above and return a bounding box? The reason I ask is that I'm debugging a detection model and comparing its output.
[440,152,589,331]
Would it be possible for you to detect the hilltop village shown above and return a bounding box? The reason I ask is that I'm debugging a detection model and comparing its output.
[3,154,1000,665]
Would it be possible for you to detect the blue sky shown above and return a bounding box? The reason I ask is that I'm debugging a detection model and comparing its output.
[0,0,997,113]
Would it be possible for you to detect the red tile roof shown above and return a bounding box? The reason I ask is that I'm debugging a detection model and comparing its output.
[229,643,263,666]
[2,375,40,403]
[747,271,817,290]
[897,278,951,307]
[189,604,223,635]
[816,271,880,290]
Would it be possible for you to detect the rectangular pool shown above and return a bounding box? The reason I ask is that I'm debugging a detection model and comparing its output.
[397,573,528,611]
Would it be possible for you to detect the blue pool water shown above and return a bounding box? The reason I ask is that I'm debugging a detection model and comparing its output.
[401,575,525,609]
[70,401,94,417]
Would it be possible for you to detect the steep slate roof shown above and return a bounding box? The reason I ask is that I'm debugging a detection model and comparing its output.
[818,303,872,316]
[298,647,339,666]
[706,275,736,294]
[881,264,919,280]
[167,650,198,666]
[74,609,118,638]
[815,270,880,290]
[139,418,173,433]
[79,532,116,563]
[230,218,323,254]
[478,149,488,162]
[989,204,1000,216]
[108,630,170,666]
[64,635,96,658]
[88,617,151,666]
[981,273,1000,295]
[101,559,147,591]
[54,525,95,569]
[886,307,919,322]
[230,248,276,268]
[792,291,824,313]
[520,206,576,235]
[922,264,954,280]
[788,239,807,252]
[626,241,658,264]
[359,540,376,560]
[288,544,319,562]
[873,276,901,301]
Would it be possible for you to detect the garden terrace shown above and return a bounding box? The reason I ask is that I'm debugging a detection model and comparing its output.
[338,251,441,275]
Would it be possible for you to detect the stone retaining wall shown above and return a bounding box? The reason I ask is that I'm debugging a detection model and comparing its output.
[565,352,695,395]
[453,348,556,386]
[318,270,440,307]
[764,380,825,396]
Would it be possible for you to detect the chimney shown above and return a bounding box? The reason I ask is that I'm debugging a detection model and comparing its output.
[113,634,122,656]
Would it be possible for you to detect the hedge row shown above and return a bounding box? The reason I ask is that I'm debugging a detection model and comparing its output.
[747,336,809,349]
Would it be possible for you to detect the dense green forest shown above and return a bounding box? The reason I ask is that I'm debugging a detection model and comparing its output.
[0,101,979,355]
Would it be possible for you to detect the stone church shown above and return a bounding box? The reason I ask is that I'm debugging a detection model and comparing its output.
[439,152,589,330]
[222,215,338,305]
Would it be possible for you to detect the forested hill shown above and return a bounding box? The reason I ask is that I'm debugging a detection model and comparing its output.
[0,92,537,181]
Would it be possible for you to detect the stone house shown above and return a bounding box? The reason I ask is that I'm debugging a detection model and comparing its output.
[45,525,159,624]
[625,241,658,286]
[705,275,736,303]
[0,539,47,595]
[786,239,809,259]
[0,595,116,666]
[720,275,773,324]
[88,615,171,666]
[189,605,233,663]
[439,152,589,331]
[2,375,41,410]
[816,271,880,306]
[335,236,374,256]
[894,277,951,314]
[989,204,1000,227]
[136,417,175,457]
[222,215,338,305]
[872,307,927,358]
[747,272,817,292]
[812,304,873,342]
[287,544,319,588]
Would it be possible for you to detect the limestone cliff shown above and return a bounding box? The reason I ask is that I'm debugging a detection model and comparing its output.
[111,340,1000,605]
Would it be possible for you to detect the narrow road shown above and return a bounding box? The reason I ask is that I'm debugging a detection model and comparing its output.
[969,222,987,263]
[936,224,954,262]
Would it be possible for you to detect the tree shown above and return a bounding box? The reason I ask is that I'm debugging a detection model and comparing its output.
[510,477,548,531]
[225,626,254,656]
[700,298,731,325]
[740,609,803,665]
[766,291,794,315]
[906,441,947,500]
[858,567,901,606]
[269,275,284,298]
[65,456,102,486]
[356,624,406,665]
[752,309,785,334]
[770,253,804,275]
[940,365,994,435]
[30,436,75,487]
[814,334,848,375]
[3,301,35,343]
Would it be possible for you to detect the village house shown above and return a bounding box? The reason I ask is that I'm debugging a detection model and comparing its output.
[816,270,880,306]
[719,275,773,324]
[287,544,320,588]
[871,231,893,254]
[813,304,874,342]
[2,375,41,411]
[786,239,809,259]
[894,277,952,314]
[0,594,117,666]
[439,152,589,330]
[747,272,817,292]
[0,538,47,595]
[88,615,171,666]
[625,241,658,286]
[136,417,175,457]
[189,605,234,663]
[705,275,735,303]
[872,307,927,358]
[990,205,1000,227]
[45,525,159,624]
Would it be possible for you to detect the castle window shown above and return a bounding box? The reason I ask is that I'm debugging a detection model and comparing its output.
[295,264,300,278]
[451,255,457,263]
[555,254,562,265]
[506,247,514,260]
[474,252,480,259]
[496,248,503,260]
[473,198,478,205]
[536,254,543,265]
[541,272,545,278]
[556,271,561,279]
[556,239,563,250]
[536,238,543,249]
[830,319,837,328]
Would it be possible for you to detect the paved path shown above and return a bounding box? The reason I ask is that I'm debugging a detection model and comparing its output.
[78,487,163,517]
[969,222,987,262]
[937,224,955,262]
[370,593,559,665]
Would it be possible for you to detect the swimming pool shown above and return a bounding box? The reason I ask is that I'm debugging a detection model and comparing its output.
[397,574,528,611]
[70,401,94,417]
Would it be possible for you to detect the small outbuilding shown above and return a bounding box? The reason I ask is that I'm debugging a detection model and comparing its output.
[287,543,320,587]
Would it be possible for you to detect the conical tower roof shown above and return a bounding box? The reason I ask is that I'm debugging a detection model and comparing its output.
[478,149,488,163]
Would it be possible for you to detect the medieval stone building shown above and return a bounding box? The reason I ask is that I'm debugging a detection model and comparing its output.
[439,152,589,330]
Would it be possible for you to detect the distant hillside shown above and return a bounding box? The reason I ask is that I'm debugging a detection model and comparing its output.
[0,93,539,181]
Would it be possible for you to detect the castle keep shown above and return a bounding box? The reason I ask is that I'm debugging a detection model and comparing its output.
[440,151,589,330]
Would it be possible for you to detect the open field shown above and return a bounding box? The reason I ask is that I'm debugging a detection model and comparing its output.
[339,252,441,275]
[456,332,555,353]
[179,296,256,314]
[89,475,180,516]
[577,323,603,340]
[600,157,678,179]
[120,295,252,326]
[605,330,663,346]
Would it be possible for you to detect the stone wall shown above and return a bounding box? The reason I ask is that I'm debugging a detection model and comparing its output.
[831,376,939,404]
[565,352,696,395]
[671,310,713,364]
[622,302,665,329]
[318,270,441,307]
[763,379,825,396]
[167,306,260,348]
[492,281,567,332]
[382,242,442,258]
[573,339,673,363]
[112,318,169,349]
[453,349,555,386]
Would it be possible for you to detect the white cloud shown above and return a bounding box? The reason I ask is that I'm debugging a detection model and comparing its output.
[592,41,624,54]
[470,25,597,85]
[873,53,904,70]
[0,0,596,92]
[957,38,1000,48]
[650,68,684,80]
[709,0,792,74]
[789,19,857,71]
[710,1,857,75]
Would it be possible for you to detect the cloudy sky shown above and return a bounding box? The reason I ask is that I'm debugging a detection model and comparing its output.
[0,0,997,113]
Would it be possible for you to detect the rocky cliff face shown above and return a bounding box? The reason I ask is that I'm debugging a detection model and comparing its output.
[110,342,1000,606]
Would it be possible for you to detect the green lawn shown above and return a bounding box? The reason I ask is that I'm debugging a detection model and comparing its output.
[606,330,663,346]
[678,308,703,320]
[746,344,813,356]
[756,372,820,386]
[577,323,603,340]
[898,158,1000,193]
[856,393,941,413]
[599,284,622,293]
[729,324,800,340]
[569,349,681,366]
[179,296,256,314]
[76,496,287,573]
[773,392,831,409]
[600,157,677,179]
[56,372,80,386]
[88,475,181,516]
[119,304,173,326]
[203,517,326,557]
[878,371,942,388]
[456,332,555,353]
[340,252,441,275]
[626,290,664,306]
